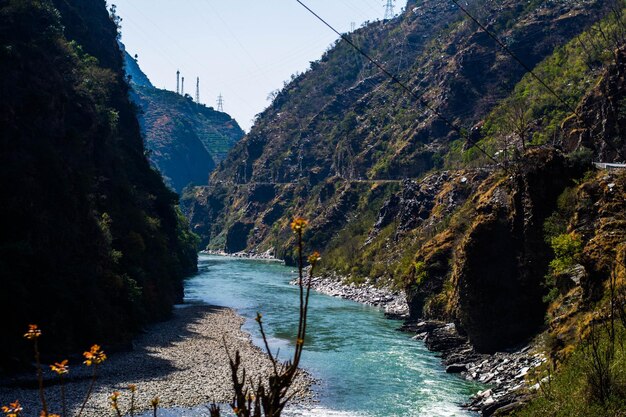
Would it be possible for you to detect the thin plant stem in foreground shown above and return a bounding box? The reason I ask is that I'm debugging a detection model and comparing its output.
[24,325,48,416]
[225,217,320,417]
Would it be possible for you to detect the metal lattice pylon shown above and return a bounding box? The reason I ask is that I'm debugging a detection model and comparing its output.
[384,0,395,20]
[217,93,224,112]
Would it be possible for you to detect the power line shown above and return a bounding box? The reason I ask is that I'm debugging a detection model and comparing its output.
[450,0,580,118]
[294,0,503,168]
[450,0,625,160]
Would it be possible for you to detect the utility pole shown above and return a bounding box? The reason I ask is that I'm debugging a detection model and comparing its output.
[181,76,185,95]
[217,93,224,112]
[384,0,395,20]
[195,77,200,104]
[176,70,180,94]
[350,21,356,31]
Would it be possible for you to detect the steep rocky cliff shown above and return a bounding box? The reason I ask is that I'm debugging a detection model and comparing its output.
[0,0,197,371]
[453,150,585,351]
[562,49,626,162]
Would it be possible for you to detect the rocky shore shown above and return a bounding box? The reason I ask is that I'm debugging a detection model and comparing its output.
[297,273,543,416]
[0,304,310,417]
[201,249,280,261]
[400,321,546,417]
[295,272,409,319]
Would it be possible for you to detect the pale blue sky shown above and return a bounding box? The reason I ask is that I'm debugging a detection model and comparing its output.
[114,0,397,131]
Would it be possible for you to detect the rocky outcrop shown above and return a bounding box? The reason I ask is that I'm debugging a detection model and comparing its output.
[225,221,254,253]
[402,321,547,417]
[455,149,585,352]
[563,48,626,162]
[572,169,626,298]
[366,169,490,320]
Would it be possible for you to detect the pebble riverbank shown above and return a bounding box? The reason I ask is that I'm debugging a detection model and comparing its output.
[202,249,280,261]
[0,305,310,417]
[294,272,409,319]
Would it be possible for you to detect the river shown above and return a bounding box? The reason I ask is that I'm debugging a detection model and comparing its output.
[151,254,481,416]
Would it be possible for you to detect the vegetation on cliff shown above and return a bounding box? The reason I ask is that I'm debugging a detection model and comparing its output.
[0,0,197,371]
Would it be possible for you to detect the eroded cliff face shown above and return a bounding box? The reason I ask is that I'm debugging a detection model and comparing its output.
[404,41,626,353]
[544,168,626,360]
[453,150,585,352]
[386,149,586,352]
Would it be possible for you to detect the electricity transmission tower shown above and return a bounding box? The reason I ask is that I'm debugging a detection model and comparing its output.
[350,21,356,31]
[217,93,224,112]
[195,77,200,104]
[181,76,185,95]
[383,0,395,20]
[176,70,180,94]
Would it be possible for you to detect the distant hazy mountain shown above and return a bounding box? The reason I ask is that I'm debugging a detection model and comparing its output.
[123,52,244,193]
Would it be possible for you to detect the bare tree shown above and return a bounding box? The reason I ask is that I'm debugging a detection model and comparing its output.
[504,97,532,152]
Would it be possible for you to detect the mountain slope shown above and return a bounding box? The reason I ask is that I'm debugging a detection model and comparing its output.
[186,0,609,256]
[0,0,197,371]
[124,52,244,193]
[122,48,153,88]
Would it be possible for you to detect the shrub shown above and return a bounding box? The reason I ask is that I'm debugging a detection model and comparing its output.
[549,233,583,275]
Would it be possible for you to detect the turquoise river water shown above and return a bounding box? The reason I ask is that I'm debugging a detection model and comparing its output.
[148,254,481,417]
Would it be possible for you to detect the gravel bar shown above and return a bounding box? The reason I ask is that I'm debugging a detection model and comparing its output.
[0,304,311,416]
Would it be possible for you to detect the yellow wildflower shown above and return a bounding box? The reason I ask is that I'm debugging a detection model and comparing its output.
[308,251,321,265]
[128,384,137,392]
[23,324,41,340]
[290,217,308,233]
[40,413,60,417]
[109,392,120,409]
[83,344,106,366]
[2,401,23,417]
[296,338,304,346]
[151,397,160,408]
[255,312,263,323]
[50,360,69,375]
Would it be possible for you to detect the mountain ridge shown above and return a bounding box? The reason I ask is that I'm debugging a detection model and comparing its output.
[123,51,244,193]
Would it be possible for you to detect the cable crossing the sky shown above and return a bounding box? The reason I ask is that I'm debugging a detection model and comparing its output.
[294,0,504,168]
